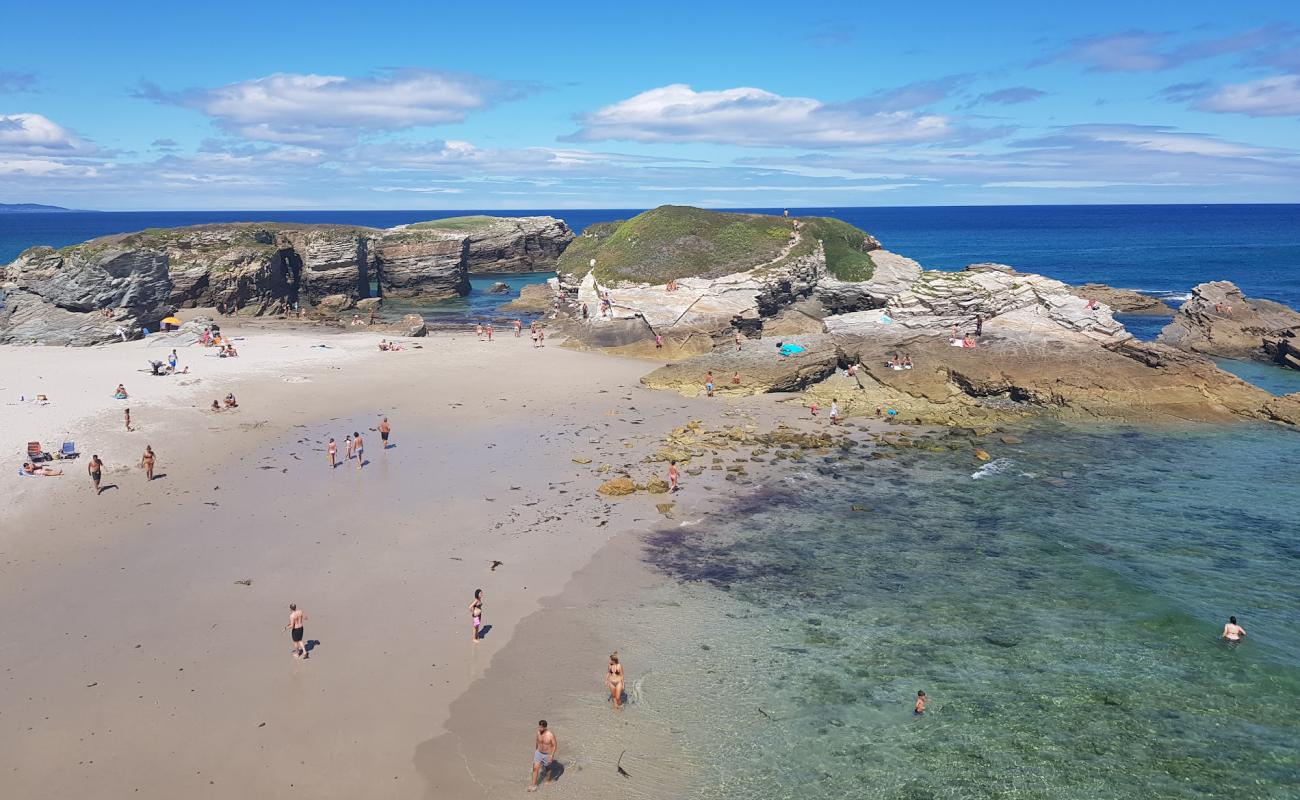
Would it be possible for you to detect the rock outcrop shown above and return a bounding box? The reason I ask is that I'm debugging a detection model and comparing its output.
[0,216,572,345]
[1071,283,1175,315]
[815,250,923,314]
[1159,281,1300,368]
[883,263,1131,346]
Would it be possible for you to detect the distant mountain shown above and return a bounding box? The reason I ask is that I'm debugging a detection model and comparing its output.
[0,203,82,213]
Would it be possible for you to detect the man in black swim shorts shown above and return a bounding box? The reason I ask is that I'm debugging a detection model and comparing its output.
[286,603,308,659]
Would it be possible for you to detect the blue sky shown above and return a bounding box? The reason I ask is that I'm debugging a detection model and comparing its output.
[2,0,1299,209]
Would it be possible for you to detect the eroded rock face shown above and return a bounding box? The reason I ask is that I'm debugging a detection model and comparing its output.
[1159,281,1300,367]
[463,216,573,274]
[0,244,174,344]
[1,216,572,345]
[815,250,922,314]
[885,264,1132,346]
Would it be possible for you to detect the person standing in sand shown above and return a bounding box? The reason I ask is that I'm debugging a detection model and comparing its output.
[379,418,392,449]
[353,431,365,470]
[476,323,484,341]
[486,323,494,342]
[327,438,337,468]
[124,407,134,432]
[514,319,523,337]
[470,589,484,642]
[345,434,354,461]
[1222,616,1247,644]
[285,603,308,659]
[734,330,743,351]
[606,652,625,710]
[88,454,104,495]
[528,720,558,792]
[668,460,679,492]
[139,445,156,481]
[830,398,840,425]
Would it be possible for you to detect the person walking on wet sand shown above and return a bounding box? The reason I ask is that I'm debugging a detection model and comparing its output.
[124,407,134,432]
[353,431,365,470]
[830,398,840,425]
[528,720,558,792]
[379,418,392,449]
[470,589,484,642]
[88,454,104,495]
[345,434,354,461]
[606,652,625,710]
[668,460,679,492]
[286,603,308,659]
[139,445,156,481]
[1222,615,1247,644]
[327,437,337,468]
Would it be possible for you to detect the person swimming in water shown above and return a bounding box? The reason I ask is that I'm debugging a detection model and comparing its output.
[1222,615,1247,644]
[914,690,927,715]
[606,652,625,710]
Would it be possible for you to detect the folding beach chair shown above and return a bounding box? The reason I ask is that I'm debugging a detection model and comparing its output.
[26,441,50,462]
[59,441,78,459]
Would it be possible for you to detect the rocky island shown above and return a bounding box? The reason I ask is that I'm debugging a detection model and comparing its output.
[0,215,571,345]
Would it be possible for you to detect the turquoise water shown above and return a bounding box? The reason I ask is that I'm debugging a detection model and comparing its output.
[379,272,552,325]
[1214,359,1300,397]
[630,423,1300,799]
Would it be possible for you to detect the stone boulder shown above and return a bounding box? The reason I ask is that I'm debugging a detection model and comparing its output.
[372,230,467,299]
[486,281,511,294]
[355,297,382,314]
[315,294,355,313]
[597,476,638,496]
[1159,281,1300,367]
[500,281,554,313]
[642,334,842,395]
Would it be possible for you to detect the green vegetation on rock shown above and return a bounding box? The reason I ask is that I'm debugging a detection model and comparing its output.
[405,216,500,231]
[557,205,878,285]
[560,206,795,284]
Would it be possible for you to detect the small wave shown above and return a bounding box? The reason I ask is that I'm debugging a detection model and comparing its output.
[972,458,1017,480]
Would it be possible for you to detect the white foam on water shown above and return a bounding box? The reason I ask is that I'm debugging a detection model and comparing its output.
[972,457,1017,480]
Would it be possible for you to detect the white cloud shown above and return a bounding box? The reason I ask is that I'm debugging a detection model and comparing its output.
[1194,74,1300,117]
[138,69,527,145]
[984,180,1185,189]
[0,113,95,154]
[565,84,958,147]
[0,157,100,176]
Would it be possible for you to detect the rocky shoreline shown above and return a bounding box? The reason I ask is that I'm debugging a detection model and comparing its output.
[4,205,1297,426]
[0,216,571,345]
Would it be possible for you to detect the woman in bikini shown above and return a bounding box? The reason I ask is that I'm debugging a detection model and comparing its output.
[139,445,156,481]
[470,589,484,642]
[605,652,625,710]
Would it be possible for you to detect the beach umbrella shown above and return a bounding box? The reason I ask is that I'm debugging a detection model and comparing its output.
[161,316,182,326]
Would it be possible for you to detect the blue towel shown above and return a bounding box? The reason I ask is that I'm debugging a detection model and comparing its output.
[779,344,805,356]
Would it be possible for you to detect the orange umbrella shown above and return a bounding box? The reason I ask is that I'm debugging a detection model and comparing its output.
[161,316,182,326]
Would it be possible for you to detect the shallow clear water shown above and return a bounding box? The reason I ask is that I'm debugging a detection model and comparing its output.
[618,423,1300,799]
[379,271,552,325]
[1213,359,1300,397]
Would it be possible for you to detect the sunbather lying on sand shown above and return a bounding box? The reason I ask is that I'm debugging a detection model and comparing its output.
[23,462,63,476]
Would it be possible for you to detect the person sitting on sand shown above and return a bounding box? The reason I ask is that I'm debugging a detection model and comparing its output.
[113,384,129,399]
[224,393,238,408]
[210,400,222,412]
[963,335,976,348]
[1222,615,1247,644]
[606,652,625,710]
[732,371,741,385]
[379,339,390,351]
[903,354,913,368]
[23,461,63,476]
[225,342,239,357]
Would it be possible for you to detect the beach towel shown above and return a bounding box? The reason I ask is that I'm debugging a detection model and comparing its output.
[18,467,38,477]
[779,343,806,356]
